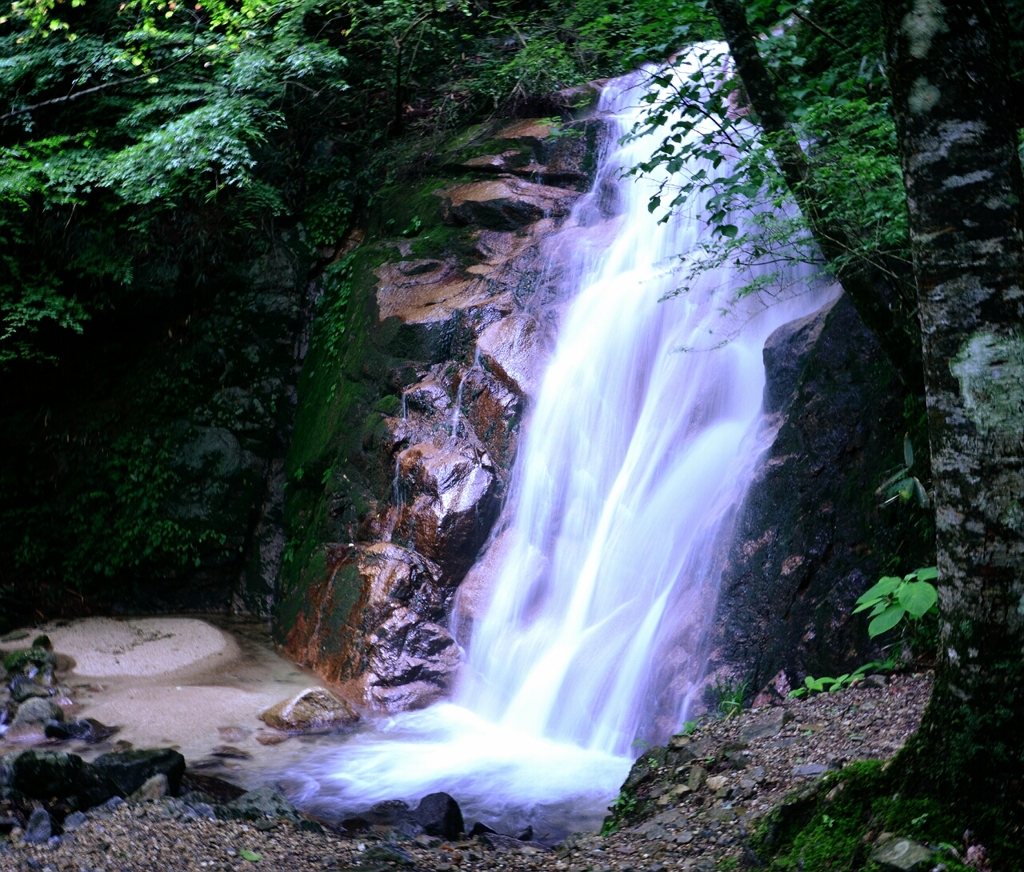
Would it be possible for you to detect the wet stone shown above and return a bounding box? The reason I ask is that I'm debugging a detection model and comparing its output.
[23,808,52,843]
[792,763,828,778]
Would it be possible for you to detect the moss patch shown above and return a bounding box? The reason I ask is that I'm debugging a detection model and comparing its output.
[752,762,987,872]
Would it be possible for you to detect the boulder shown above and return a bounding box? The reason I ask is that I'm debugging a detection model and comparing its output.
[739,708,793,744]
[362,613,461,710]
[3,750,112,809]
[9,674,53,704]
[91,748,186,798]
[414,792,464,840]
[259,688,359,733]
[6,697,64,740]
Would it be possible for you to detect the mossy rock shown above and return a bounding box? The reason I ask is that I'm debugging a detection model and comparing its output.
[3,648,56,676]
[751,762,982,872]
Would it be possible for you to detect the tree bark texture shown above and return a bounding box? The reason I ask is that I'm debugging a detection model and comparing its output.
[883,0,1024,833]
[709,0,925,395]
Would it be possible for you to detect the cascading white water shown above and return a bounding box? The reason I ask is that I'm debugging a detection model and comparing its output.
[281,47,835,837]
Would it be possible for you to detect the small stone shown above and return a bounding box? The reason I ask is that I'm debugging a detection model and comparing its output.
[364,844,415,866]
[226,786,298,822]
[62,811,88,831]
[129,773,169,803]
[91,796,126,817]
[739,709,792,743]
[23,808,52,843]
[869,836,935,871]
[675,831,694,845]
[706,808,737,823]
[210,745,251,759]
[792,763,828,778]
[687,765,707,791]
[705,775,728,791]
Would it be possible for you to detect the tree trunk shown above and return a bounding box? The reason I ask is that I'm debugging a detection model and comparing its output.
[882,0,1024,839]
[708,0,925,395]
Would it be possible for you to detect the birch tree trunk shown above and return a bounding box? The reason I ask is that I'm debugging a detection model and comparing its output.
[882,0,1024,831]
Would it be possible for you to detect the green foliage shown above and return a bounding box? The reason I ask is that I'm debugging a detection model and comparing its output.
[876,433,930,508]
[601,788,639,835]
[710,677,748,718]
[854,566,939,639]
[788,662,879,699]
[316,254,355,358]
[751,761,984,872]
[627,3,915,342]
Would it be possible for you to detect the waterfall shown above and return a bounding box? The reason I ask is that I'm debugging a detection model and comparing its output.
[281,46,835,837]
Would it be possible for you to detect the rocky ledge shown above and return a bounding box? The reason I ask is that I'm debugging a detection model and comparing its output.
[0,674,935,872]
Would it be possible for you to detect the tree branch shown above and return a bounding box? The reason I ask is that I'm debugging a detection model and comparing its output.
[0,50,198,124]
[708,0,924,394]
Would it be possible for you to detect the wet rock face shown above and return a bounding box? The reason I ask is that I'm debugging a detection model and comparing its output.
[277,110,608,712]
[706,295,933,699]
[440,178,579,231]
[394,442,499,580]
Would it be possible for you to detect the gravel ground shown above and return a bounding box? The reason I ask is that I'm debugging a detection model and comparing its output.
[0,674,931,872]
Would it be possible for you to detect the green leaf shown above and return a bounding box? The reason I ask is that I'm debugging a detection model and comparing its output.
[868,605,906,638]
[718,223,739,238]
[898,581,938,619]
[914,566,939,582]
[903,434,914,469]
[853,576,901,611]
[239,849,262,862]
[913,478,929,508]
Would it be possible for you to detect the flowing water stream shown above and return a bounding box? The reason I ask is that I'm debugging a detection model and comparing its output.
[281,49,835,838]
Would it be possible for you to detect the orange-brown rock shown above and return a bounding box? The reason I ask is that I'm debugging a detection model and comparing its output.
[394,443,499,581]
[259,687,359,733]
[440,178,579,231]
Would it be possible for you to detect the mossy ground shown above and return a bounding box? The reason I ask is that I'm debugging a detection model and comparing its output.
[752,761,1015,872]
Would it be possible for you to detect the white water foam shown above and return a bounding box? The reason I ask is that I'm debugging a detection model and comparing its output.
[281,46,836,837]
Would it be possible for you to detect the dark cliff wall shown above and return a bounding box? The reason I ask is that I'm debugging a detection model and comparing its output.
[0,232,312,624]
[707,294,934,700]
